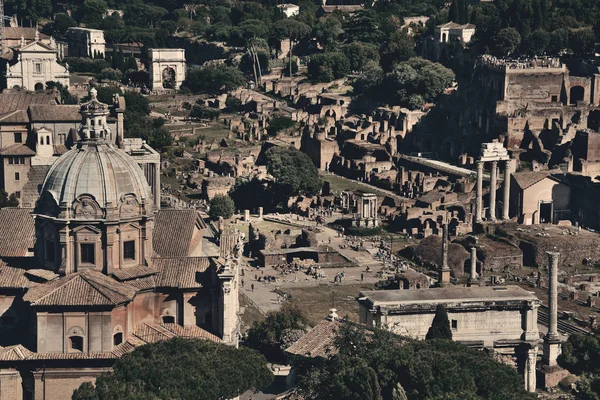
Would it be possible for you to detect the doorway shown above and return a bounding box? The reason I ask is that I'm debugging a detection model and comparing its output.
[539,202,552,224]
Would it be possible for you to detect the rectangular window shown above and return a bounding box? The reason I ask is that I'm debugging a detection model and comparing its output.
[80,243,95,264]
[451,320,458,330]
[15,191,20,199]
[551,95,558,102]
[59,134,65,144]
[8,157,13,165]
[123,240,135,260]
[45,240,55,262]
[14,133,22,143]
[14,172,20,181]
[35,63,41,73]
[19,157,24,165]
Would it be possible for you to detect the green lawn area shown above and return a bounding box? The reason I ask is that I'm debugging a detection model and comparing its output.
[282,283,375,327]
[166,123,230,144]
[320,173,390,198]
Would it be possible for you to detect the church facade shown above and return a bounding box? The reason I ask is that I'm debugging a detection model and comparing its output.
[0,90,240,400]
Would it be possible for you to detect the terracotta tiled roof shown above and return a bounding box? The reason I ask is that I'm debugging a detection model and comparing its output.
[153,210,206,257]
[0,208,35,257]
[0,261,30,289]
[285,319,341,358]
[0,110,29,124]
[0,144,36,156]
[4,27,49,41]
[0,92,57,115]
[112,265,157,281]
[153,257,212,289]
[512,170,563,190]
[122,275,156,290]
[28,105,80,122]
[24,269,138,307]
[0,345,34,361]
[24,269,59,282]
[53,144,68,155]
[160,323,221,342]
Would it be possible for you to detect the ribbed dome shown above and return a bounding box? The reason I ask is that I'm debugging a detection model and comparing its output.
[41,141,153,214]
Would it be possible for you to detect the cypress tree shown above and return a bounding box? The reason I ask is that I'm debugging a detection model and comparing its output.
[426,304,453,340]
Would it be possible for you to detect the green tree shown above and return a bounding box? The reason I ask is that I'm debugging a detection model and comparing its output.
[183,65,246,95]
[426,304,453,340]
[53,13,77,36]
[225,97,243,113]
[273,19,311,78]
[343,42,379,73]
[308,52,350,82]
[267,115,294,136]
[522,29,550,55]
[492,27,521,56]
[46,82,78,105]
[246,303,308,362]
[209,195,235,220]
[79,0,108,28]
[0,191,19,208]
[314,16,344,50]
[569,28,596,56]
[265,146,322,199]
[72,338,273,400]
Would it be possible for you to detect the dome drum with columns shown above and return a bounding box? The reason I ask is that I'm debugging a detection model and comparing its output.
[34,89,155,275]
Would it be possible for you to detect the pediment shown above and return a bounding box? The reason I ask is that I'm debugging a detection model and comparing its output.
[71,225,101,234]
[19,41,55,53]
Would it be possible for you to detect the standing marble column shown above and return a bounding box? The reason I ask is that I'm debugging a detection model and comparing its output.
[476,161,483,222]
[503,161,510,220]
[489,160,497,221]
[544,251,561,367]
[470,246,477,283]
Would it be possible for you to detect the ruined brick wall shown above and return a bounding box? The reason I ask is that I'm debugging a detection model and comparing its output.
[33,368,109,400]
[504,72,564,102]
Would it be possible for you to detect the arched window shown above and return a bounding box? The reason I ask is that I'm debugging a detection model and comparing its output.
[113,332,123,346]
[69,336,83,352]
[570,86,585,105]
[46,136,50,144]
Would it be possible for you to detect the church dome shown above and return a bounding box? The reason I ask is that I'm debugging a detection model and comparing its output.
[38,89,153,218]
[40,141,154,216]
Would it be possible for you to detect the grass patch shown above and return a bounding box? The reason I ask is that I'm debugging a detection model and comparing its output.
[320,173,390,198]
[282,283,375,327]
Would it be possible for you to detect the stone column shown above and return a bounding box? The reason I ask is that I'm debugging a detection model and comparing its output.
[503,161,510,220]
[470,246,477,283]
[476,161,483,222]
[440,224,451,284]
[489,160,497,221]
[258,207,264,219]
[154,162,161,209]
[544,251,561,367]
[244,209,250,221]
[525,347,538,392]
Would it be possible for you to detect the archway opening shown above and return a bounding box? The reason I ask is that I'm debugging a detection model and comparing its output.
[34,82,44,92]
[570,86,585,105]
[162,67,176,89]
[588,110,600,132]
[162,315,175,324]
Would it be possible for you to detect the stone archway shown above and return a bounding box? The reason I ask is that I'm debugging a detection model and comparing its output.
[570,86,585,105]
[162,67,176,89]
[34,82,44,92]
[588,110,600,132]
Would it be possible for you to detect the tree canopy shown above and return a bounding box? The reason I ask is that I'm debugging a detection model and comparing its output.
[265,146,322,200]
[72,338,273,400]
[425,304,453,340]
[208,195,235,220]
[184,65,246,95]
[296,324,535,400]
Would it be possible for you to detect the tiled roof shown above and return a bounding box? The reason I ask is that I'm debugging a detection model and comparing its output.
[0,144,36,156]
[153,257,212,289]
[153,210,206,257]
[28,105,80,122]
[122,275,156,290]
[53,144,68,155]
[286,319,341,358]
[0,261,30,289]
[24,269,138,307]
[0,345,34,361]
[4,27,49,41]
[0,92,57,115]
[0,323,219,362]
[0,110,29,124]
[24,269,59,282]
[111,265,157,281]
[0,208,35,257]
[512,171,562,190]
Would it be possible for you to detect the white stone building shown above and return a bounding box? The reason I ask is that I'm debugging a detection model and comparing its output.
[277,4,300,18]
[358,286,540,392]
[148,49,186,91]
[67,27,106,58]
[435,22,476,44]
[5,39,69,91]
